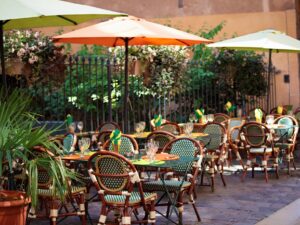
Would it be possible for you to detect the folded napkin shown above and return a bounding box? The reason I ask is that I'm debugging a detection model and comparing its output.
[277,106,283,115]
[255,108,263,123]
[195,108,205,122]
[225,101,236,113]
[153,114,162,127]
[110,129,122,148]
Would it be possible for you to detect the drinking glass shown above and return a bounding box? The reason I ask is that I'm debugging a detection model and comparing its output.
[134,123,142,135]
[266,115,274,126]
[77,121,84,133]
[202,115,207,124]
[139,121,146,133]
[78,138,90,158]
[207,114,214,122]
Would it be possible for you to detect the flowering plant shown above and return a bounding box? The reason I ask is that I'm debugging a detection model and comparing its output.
[4,30,66,85]
[110,45,189,96]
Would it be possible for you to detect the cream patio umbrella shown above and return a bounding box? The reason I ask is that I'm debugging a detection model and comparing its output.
[208,29,300,111]
[0,0,126,90]
[53,16,212,132]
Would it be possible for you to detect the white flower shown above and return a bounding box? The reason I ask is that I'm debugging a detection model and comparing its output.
[34,32,39,38]
[17,48,26,57]
[91,94,100,101]
[68,96,77,104]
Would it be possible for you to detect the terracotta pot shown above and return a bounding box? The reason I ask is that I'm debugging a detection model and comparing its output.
[0,190,30,225]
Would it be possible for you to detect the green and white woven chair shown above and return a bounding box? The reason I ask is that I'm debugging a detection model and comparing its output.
[102,134,139,156]
[87,151,157,225]
[239,122,279,182]
[146,131,176,153]
[274,115,299,175]
[27,146,86,225]
[143,137,203,223]
[213,113,230,124]
[200,122,227,192]
[96,121,121,132]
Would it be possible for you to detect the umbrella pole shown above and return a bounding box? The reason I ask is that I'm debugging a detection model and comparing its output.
[266,49,272,112]
[0,21,7,93]
[124,38,129,133]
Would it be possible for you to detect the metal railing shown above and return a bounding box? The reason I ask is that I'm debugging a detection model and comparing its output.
[13,55,271,132]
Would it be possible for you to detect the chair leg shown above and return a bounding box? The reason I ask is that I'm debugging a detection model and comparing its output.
[149,199,156,225]
[122,207,131,225]
[210,161,215,192]
[219,164,226,187]
[251,165,255,178]
[79,193,86,225]
[98,204,107,225]
[263,157,268,183]
[177,193,184,225]
[189,193,201,222]
[50,201,58,225]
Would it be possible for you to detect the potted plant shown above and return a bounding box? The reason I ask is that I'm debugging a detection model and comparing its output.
[0,89,73,225]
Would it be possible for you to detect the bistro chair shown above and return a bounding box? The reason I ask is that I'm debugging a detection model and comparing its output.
[87,151,157,225]
[226,118,245,166]
[143,138,203,223]
[270,107,288,116]
[96,121,121,132]
[97,130,113,147]
[248,107,267,122]
[156,122,181,134]
[273,115,299,174]
[213,113,230,124]
[146,131,176,153]
[200,122,227,191]
[27,146,86,225]
[239,122,279,182]
[102,134,139,156]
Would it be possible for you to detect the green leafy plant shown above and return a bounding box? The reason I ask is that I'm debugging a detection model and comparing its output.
[0,89,74,207]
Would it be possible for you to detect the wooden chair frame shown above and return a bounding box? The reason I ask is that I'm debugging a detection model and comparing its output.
[88,151,156,225]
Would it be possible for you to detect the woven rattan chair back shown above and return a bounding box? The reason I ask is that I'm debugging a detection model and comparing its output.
[102,134,138,155]
[97,131,112,145]
[228,118,245,141]
[240,122,269,147]
[202,122,226,150]
[274,115,298,140]
[146,131,176,152]
[213,113,230,123]
[97,122,121,132]
[157,122,181,134]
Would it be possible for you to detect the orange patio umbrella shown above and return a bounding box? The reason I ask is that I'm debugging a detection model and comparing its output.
[53,16,212,132]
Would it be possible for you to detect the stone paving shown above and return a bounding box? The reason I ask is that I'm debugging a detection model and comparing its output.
[30,165,300,225]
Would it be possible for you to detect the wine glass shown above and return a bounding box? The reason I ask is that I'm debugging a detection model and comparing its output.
[135,123,142,135]
[207,114,214,122]
[77,121,83,133]
[139,121,146,133]
[78,138,90,158]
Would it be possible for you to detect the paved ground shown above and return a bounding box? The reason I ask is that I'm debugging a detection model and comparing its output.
[30,164,300,225]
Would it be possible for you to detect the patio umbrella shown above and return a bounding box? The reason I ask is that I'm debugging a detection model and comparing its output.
[53,16,212,132]
[207,29,300,111]
[0,0,126,90]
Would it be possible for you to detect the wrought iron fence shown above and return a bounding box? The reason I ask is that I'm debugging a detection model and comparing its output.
[13,55,273,132]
